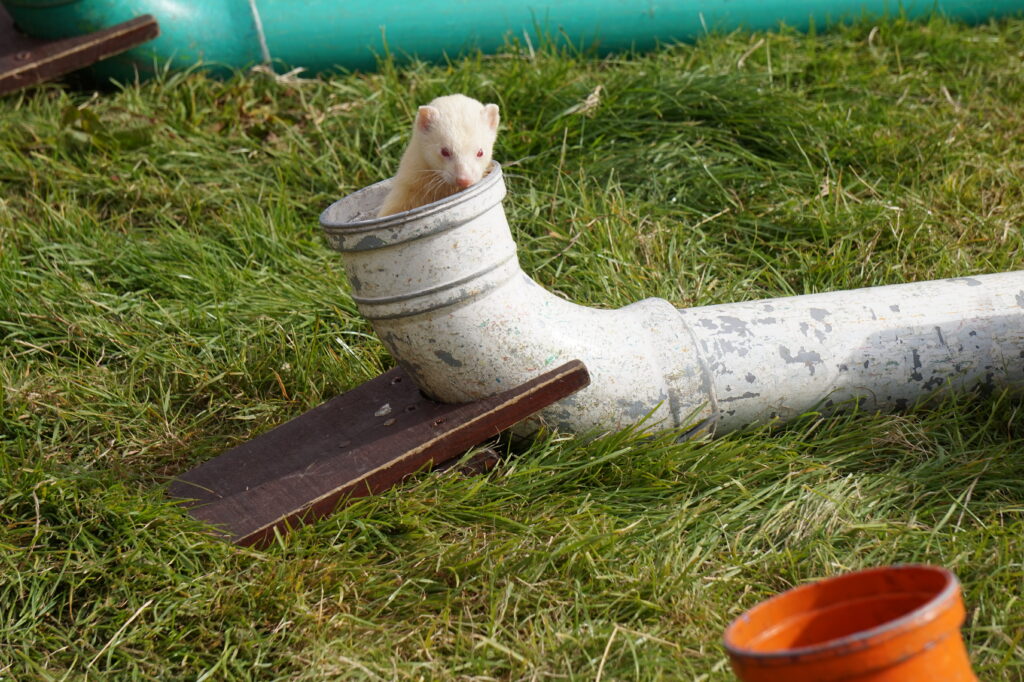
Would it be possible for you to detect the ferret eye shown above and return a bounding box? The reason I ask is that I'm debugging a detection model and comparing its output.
[441,147,451,158]
[476,149,484,158]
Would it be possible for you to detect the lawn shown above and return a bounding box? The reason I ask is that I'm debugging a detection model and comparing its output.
[1,12,1023,681]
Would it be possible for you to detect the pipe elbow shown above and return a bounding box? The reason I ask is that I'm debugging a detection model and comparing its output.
[320,164,710,436]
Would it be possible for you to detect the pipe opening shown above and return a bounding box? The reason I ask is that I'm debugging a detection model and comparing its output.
[723,565,972,680]
[320,161,505,249]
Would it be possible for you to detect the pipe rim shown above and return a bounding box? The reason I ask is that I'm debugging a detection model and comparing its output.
[722,564,962,665]
[319,161,504,245]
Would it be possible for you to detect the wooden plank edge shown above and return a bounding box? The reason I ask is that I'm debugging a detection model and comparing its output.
[196,360,590,547]
[0,15,159,95]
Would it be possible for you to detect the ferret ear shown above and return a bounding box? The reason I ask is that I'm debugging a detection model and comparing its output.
[482,103,500,131]
[416,105,439,132]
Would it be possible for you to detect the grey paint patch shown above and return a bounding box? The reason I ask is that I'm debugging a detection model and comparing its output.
[433,350,464,367]
[719,391,761,403]
[950,277,983,287]
[717,316,751,337]
[809,308,830,321]
[745,373,756,383]
[1016,291,1024,308]
[755,317,777,325]
[890,304,900,312]
[355,234,387,250]
[779,346,823,375]
[910,349,923,381]
[617,398,657,419]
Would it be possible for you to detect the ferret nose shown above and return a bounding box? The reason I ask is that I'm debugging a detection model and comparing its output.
[455,176,474,189]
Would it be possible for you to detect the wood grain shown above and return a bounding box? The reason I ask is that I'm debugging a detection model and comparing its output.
[168,361,590,547]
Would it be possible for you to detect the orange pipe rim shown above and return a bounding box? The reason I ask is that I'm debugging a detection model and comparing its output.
[722,564,972,680]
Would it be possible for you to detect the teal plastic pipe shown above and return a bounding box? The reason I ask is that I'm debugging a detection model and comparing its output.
[4,0,1023,81]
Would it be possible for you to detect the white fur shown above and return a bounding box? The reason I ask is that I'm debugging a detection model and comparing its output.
[378,94,500,217]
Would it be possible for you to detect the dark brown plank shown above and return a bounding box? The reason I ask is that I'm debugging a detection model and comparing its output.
[0,9,159,96]
[168,360,590,547]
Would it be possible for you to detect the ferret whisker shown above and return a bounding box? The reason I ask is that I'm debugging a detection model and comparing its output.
[427,173,449,194]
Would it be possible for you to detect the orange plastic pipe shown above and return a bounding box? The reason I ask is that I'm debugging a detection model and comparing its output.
[723,565,976,682]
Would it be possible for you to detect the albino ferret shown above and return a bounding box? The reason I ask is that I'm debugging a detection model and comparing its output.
[378,94,500,217]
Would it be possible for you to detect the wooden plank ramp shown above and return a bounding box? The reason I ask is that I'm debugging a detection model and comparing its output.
[0,7,158,96]
[168,360,589,547]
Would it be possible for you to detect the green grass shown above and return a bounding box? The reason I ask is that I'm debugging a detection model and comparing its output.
[2,13,1024,680]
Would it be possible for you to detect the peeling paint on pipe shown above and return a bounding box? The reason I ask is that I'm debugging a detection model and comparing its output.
[321,165,1024,437]
[680,279,1024,432]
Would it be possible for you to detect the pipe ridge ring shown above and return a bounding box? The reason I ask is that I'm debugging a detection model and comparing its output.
[352,255,521,320]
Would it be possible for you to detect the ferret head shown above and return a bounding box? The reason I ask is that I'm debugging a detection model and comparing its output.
[413,94,500,191]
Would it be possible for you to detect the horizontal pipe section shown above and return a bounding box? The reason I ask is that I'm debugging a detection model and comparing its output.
[322,165,1024,437]
[681,275,1024,432]
[4,0,1024,81]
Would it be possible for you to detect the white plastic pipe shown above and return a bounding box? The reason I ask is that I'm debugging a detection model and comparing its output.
[321,164,1024,437]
